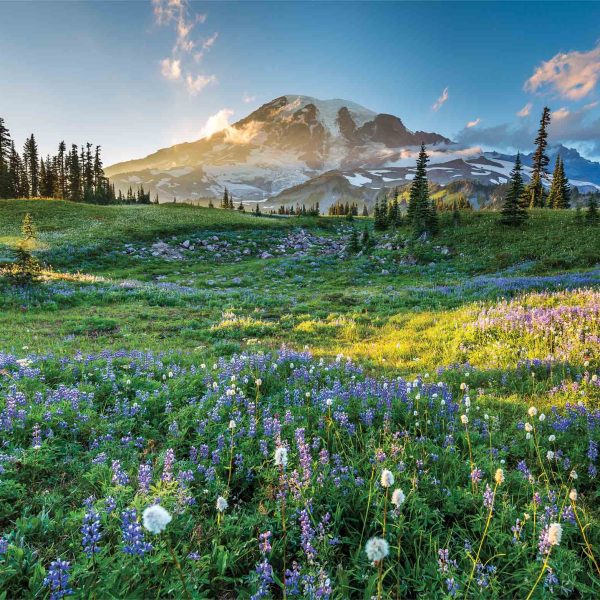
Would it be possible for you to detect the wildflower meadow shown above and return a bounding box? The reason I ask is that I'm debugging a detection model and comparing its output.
[0,203,599,598]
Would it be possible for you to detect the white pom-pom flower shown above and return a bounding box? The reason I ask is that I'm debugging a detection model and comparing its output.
[380,469,394,488]
[547,523,562,546]
[142,504,172,534]
[365,537,389,563]
[391,488,406,507]
[274,447,288,468]
[216,496,228,512]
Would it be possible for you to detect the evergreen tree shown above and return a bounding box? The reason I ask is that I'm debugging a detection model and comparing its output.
[208,198,214,208]
[500,153,528,226]
[238,199,245,211]
[23,134,39,197]
[362,204,368,217]
[0,117,11,198]
[557,158,571,209]
[527,107,551,208]
[56,141,67,199]
[407,144,435,236]
[586,194,599,225]
[547,155,570,209]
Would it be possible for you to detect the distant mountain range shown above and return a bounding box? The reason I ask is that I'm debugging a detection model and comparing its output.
[105,95,600,209]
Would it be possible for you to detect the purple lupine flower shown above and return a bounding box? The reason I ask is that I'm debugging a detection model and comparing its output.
[0,537,8,554]
[299,508,317,563]
[250,558,273,600]
[105,496,116,514]
[259,531,272,554]
[470,467,483,484]
[138,462,152,494]
[111,460,129,486]
[32,424,42,449]
[483,484,494,510]
[81,509,102,557]
[162,448,175,482]
[43,559,73,599]
[121,508,152,556]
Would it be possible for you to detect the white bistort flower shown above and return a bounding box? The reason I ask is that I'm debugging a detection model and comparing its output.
[391,488,406,507]
[274,447,288,468]
[380,469,394,488]
[547,523,562,547]
[460,415,469,425]
[142,504,172,534]
[569,489,578,502]
[365,537,389,563]
[216,496,228,512]
[528,406,537,417]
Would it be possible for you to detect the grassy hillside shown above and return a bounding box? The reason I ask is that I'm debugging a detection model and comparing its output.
[0,199,598,598]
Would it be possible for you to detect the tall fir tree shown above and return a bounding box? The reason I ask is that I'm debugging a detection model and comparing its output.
[407,144,436,235]
[586,194,599,225]
[527,107,551,208]
[23,134,40,198]
[547,156,570,209]
[500,153,528,226]
[0,117,11,198]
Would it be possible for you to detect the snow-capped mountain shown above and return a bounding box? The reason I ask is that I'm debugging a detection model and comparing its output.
[105,95,450,201]
[105,95,600,204]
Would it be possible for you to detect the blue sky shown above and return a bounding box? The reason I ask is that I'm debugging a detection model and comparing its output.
[1,1,600,164]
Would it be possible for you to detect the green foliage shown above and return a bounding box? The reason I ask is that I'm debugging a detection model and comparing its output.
[407,144,438,237]
[500,153,529,226]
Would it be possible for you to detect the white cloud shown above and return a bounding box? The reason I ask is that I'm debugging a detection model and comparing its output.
[466,118,481,128]
[186,74,217,95]
[153,0,218,96]
[160,57,181,80]
[553,107,570,121]
[199,109,234,138]
[242,92,256,104]
[432,87,449,112]
[517,102,533,117]
[525,42,600,100]
[202,32,219,50]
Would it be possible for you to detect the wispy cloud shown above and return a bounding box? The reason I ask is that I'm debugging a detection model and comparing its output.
[524,41,600,100]
[202,32,219,50]
[242,92,256,104]
[432,87,449,112]
[152,0,217,95]
[186,74,217,95]
[553,107,570,121]
[160,57,181,80]
[517,102,533,117]
[466,118,481,128]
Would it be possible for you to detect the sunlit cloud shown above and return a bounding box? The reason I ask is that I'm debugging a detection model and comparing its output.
[553,107,570,121]
[517,102,533,117]
[160,57,181,80]
[186,74,217,95]
[524,41,600,100]
[199,108,234,138]
[432,87,449,112]
[466,118,481,128]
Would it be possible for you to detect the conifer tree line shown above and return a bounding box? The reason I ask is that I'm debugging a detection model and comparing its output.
[0,117,150,204]
[500,107,573,225]
[271,203,320,216]
[328,201,359,216]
